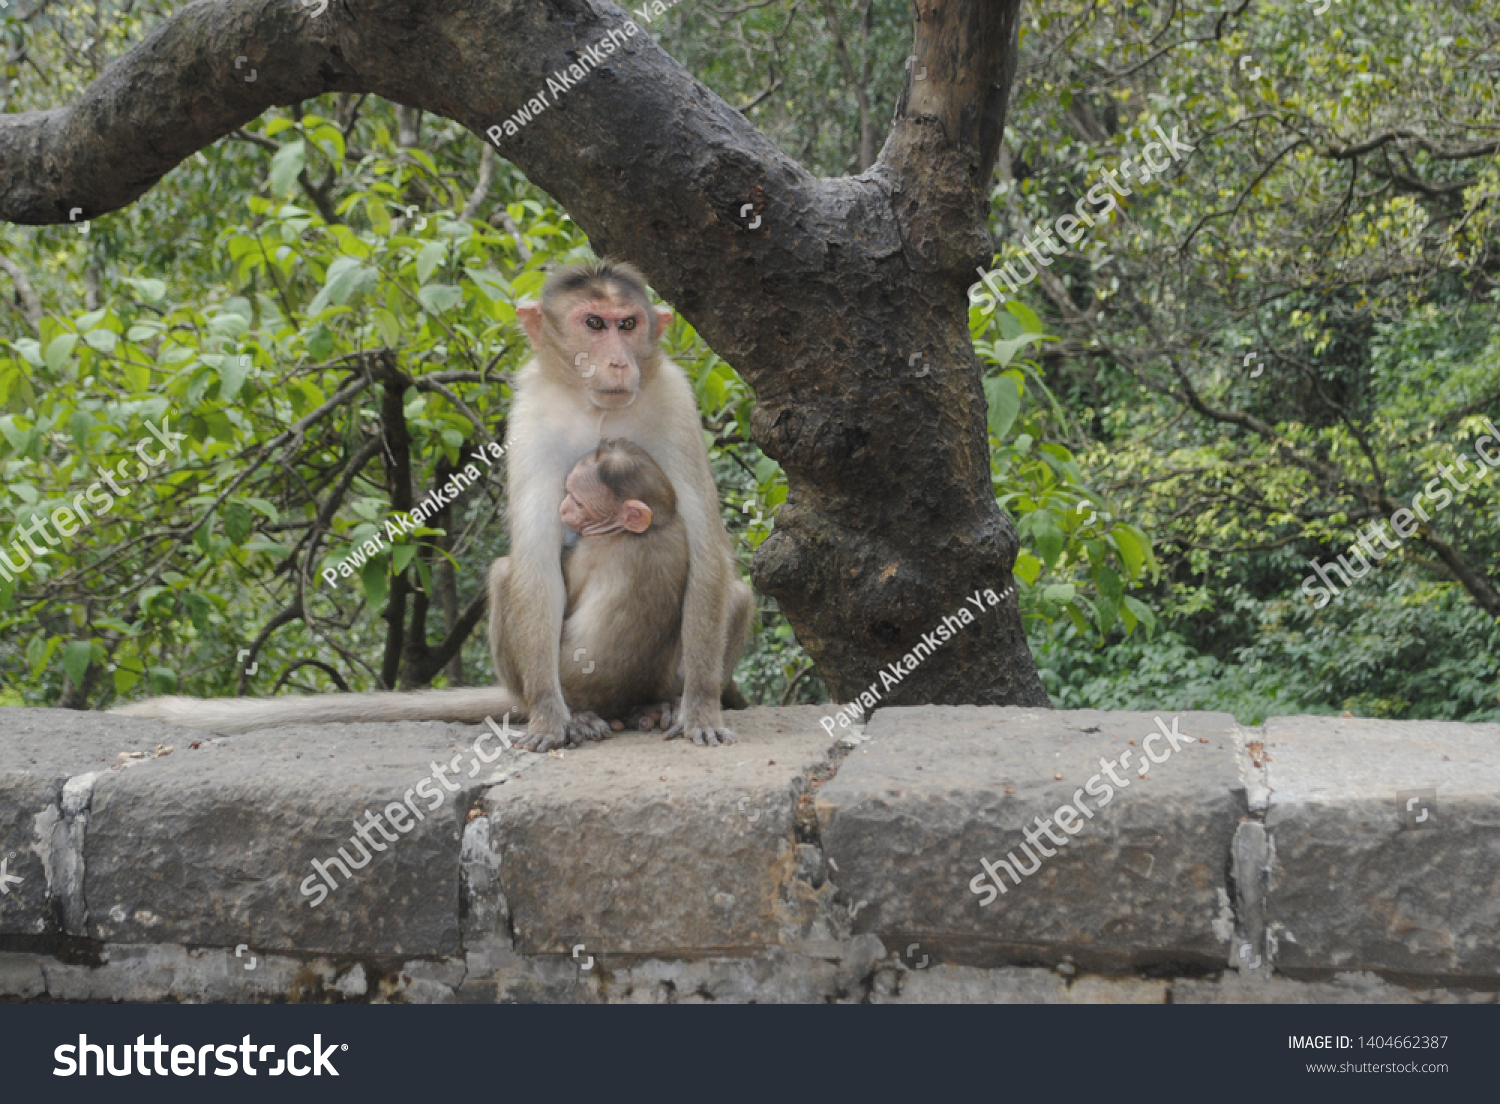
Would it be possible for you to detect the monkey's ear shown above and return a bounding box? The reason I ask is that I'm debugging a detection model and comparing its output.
[516,301,546,346]
[620,499,654,534]
[652,305,674,338]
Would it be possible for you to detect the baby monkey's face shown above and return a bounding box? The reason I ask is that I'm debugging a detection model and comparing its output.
[560,460,619,529]
[559,454,655,537]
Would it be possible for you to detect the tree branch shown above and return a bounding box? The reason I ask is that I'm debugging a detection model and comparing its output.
[0,254,43,332]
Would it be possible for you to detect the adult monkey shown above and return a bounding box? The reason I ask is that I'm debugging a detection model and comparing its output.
[505,260,749,750]
[493,437,748,742]
[113,262,753,748]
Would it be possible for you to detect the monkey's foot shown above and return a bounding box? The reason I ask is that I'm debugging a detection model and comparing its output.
[663,717,738,747]
[623,700,677,731]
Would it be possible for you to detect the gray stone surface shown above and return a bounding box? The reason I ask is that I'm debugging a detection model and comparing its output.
[4,704,1499,1002]
[0,709,184,937]
[1262,715,1500,981]
[817,706,1248,970]
[81,721,493,955]
[880,964,1171,1004]
[483,706,840,954]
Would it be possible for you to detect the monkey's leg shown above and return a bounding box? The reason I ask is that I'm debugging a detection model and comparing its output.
[665,580,754,746]
[494,555,582,752]
[720,581,754,710]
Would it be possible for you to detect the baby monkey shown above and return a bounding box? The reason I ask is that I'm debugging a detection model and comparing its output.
[490,438,709,748]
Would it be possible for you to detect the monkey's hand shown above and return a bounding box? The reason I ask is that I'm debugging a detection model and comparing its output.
[664,704,738,747]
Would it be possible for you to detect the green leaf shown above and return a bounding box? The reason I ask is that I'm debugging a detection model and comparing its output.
[392,543,419,573]
[305,323,336,361]
[1005,301,1044,334]
[309,124,346,164]
[1092,564,1124,602]
[148,666,179,694]
[1123,596,1157,639]
[26,635,58,677]
[367,198,392,237]
[62,640,93,686]
[1095,594,1119,635]
[988,332,1048,369]
[44,334,79,373]
[223,502,252,545]
[82,329,118,353]
[184,593,212,632]
[1012,552,1042,586]
[1111,524,1148,580]
[269,140,307,196]
[416,241,446,285]
[243,497,281,522]
[1042,583,1077,603]
[218,353,252,401]
[359,555,388,607]
[1032,512,1064,569]
[113,666,141,694]
[465,268,509,303]
[417,284,463,315]
[125,278,167,304]
[374,308,402,348]
[68,411,94,448]
[984,373,1023,440]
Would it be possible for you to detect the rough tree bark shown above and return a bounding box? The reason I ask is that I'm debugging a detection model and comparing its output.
[0,0,1050,708]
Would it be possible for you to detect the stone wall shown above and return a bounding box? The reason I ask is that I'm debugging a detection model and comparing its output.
[1,705,1495,1003]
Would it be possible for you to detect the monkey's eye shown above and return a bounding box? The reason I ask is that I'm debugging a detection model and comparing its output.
[619,317,636,331]
[585,315,606,331]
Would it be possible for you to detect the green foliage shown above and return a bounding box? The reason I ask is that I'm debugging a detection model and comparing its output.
[1039,579,1500,725]
[974,302,1159,642]
[0,93,824,707]
[4,1,1496,727]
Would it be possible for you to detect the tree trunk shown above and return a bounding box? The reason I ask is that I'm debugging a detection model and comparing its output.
[0,0,1050,709]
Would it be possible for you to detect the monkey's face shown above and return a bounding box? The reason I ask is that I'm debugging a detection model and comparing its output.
[566,297,652,410]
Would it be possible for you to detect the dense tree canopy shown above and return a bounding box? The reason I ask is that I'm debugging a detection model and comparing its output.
[1,0,1496,723]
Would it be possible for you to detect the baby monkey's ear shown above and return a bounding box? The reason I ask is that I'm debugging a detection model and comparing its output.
[620,499,654,534]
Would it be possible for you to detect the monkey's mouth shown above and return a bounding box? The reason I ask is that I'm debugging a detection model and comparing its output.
[589,388,638,408]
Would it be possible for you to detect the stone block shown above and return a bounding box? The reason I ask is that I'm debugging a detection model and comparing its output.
[1263,715,1500,981]
[483,706,838,954]
[817,706,1247,971]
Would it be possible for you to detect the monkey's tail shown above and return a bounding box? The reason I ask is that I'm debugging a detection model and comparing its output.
[109,687,524,734]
